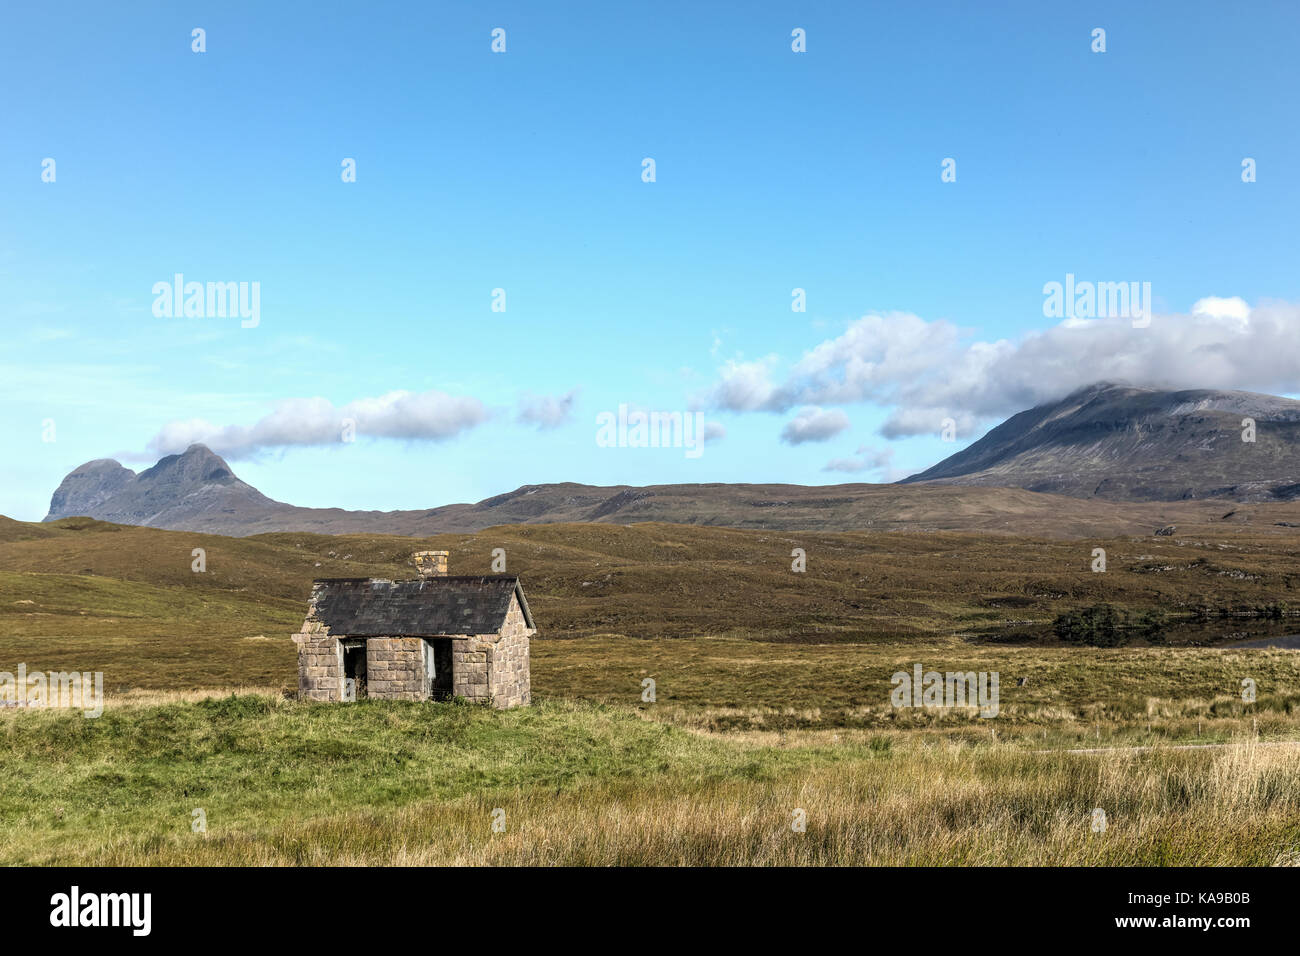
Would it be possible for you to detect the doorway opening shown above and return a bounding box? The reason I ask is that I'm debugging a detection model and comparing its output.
[425,638,453,700]
[342,640,367,700]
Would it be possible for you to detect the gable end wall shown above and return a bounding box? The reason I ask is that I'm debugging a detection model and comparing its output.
[487,594,532,708]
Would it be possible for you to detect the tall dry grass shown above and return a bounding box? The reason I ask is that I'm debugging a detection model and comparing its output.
[6,697,1295,866]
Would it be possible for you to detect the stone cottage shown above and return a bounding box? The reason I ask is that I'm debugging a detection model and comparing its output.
[292,551,534,708]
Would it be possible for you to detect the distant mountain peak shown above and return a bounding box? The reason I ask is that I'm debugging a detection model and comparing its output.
[138,444,239,485]
[44,444,275,525]
[902,383,1300,501]
[44,458,136,521]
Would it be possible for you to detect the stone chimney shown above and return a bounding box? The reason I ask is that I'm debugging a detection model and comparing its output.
[413,550,448,578]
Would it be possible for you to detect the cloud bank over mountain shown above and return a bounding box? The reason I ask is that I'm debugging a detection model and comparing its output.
[701,298,1300,439]
[145,298,1300,460]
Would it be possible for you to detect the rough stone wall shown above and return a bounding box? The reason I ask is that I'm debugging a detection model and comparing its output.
[488,596,532,708]
[293,590,534,708]
[451,636,491,703]
[292,621,342,702]
[366,637,427,700]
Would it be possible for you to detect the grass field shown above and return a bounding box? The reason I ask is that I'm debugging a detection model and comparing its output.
[4,694,1300,866]
[1,513,1299,864]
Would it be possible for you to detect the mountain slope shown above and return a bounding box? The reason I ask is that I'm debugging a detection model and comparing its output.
[45,444,280,528]
[901,383,1300,502]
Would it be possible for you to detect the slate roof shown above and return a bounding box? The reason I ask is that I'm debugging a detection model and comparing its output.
[306,576,535,637]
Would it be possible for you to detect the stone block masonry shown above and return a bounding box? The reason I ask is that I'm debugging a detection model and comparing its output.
[366,637,426,700]
[293,621,342,703]
[489,597,532,708]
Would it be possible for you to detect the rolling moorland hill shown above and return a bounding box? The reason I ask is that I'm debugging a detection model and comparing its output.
[34,449,1267,538]
[4,509,1300,692]
[40,383,1300,537]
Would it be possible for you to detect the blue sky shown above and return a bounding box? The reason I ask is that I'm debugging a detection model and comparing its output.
[3,0,1299,521]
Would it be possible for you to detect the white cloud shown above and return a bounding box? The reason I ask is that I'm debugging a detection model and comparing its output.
[1192,295,1250,330]
[821,458,865,473]
[703,421,726,443]
[1192,295,1250,320]
[703,356,781,411]
[701,299,1300,437]
[779,406,850,444]
[822,445,894,474]
[148,389,490,457]
[517,389,579,430]
[880,406,981,440]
